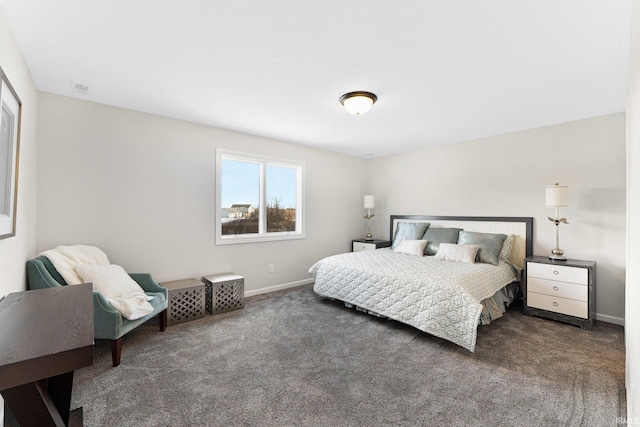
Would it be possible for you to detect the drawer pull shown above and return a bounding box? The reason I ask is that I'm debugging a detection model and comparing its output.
[553,286,559,291]
[553,301,559,307]
[553,270,559,275]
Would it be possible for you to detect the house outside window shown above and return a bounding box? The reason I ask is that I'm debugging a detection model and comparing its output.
[216,149,304,244]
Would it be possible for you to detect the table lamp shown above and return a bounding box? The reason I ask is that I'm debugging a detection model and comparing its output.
[364,194,375,240]
[546,182,568,261]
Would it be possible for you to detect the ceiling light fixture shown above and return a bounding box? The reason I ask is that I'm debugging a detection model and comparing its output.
[339,91,377,115]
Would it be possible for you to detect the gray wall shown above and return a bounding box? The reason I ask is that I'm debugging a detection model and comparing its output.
[36,93,627,321]
[626,0,640,418]
[367,113,626,322]
[0,5,38,297]
[36,92,368,294]
[0,7,39,424]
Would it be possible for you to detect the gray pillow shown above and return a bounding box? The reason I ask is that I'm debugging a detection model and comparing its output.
[457,231,507,265]
[421,228,462,256]
[391,222,430,249]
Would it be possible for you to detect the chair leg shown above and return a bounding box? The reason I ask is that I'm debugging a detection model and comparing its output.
[159,309,167,332]
[111,338,122,367]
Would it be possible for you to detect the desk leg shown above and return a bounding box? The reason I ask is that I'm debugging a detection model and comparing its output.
[2,379,66,426]
[48,371,75,425]
[4,403,18,427]
[2,371,78,427]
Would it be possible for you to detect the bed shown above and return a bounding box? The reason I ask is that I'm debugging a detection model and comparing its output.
[309,215,533,352]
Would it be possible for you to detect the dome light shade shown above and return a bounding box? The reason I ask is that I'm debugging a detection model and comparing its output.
[340,91,377,115]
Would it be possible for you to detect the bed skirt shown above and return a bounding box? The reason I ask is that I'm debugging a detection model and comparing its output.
[340,282,519,326]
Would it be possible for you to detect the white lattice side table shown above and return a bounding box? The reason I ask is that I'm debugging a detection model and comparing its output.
[160,278,206,326]
[202,273,244,315]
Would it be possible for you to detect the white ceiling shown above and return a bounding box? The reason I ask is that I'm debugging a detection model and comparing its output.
[0,0,632,158]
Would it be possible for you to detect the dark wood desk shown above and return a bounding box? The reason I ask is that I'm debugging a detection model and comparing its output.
[0,284,94,426]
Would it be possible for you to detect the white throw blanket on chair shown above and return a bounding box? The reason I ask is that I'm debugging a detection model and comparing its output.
[39,245,111,284]
[39,245,154,320]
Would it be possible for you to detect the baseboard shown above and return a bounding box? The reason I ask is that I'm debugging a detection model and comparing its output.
[596,312,625,326]
[244,278,314,298]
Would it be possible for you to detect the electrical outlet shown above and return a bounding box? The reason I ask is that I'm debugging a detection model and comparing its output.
[269,264,274,273]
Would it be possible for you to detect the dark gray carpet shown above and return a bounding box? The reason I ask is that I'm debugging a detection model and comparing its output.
[72,284,625,427]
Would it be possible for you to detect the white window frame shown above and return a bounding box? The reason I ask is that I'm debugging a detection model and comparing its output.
[216,149,305,245]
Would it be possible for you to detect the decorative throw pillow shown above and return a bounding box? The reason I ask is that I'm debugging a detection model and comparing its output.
[75,264,145,298]
[457,231,507,266]
[434,243,479,264]
[391,222,430,249]
[76,264,154,320]
[393,240,428,256]
[499,234,515,261]
[421,228,462,256]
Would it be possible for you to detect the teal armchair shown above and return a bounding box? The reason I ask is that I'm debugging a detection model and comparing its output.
[26,256,168,367]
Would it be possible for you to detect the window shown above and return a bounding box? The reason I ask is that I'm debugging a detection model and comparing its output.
[216,149,304,244]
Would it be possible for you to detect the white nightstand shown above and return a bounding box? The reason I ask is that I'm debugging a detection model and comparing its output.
[523,255,596,330]
[352,239,391,252]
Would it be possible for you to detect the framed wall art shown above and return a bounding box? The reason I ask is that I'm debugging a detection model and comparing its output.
[0,66,22,240]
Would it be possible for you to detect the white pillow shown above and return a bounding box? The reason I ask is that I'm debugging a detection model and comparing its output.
[393,240,428,256]
[76,264,154,320]
[434,243,479,264]
[76,264,144,298]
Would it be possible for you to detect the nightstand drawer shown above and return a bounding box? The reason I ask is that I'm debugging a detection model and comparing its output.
[527,262,588,285]
[527,292,588,319]
[353,241,377,252]
[527,277,587,302]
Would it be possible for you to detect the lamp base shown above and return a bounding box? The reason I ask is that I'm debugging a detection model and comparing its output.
[549,248,567,261]
[364,212,374,241]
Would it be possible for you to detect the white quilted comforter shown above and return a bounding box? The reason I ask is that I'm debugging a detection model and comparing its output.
[309,248,517,352]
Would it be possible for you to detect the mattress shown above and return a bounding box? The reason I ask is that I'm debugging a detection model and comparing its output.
[309,248,518,352]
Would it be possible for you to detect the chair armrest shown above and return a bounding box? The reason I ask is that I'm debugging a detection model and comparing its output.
[92,288,123,339]
[93,290,121,315]
[129,273,168,298]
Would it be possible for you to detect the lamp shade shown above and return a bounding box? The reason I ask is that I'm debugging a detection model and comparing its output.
[364,194,375,209]
[545,183,568,207]
[340,91,377,115]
